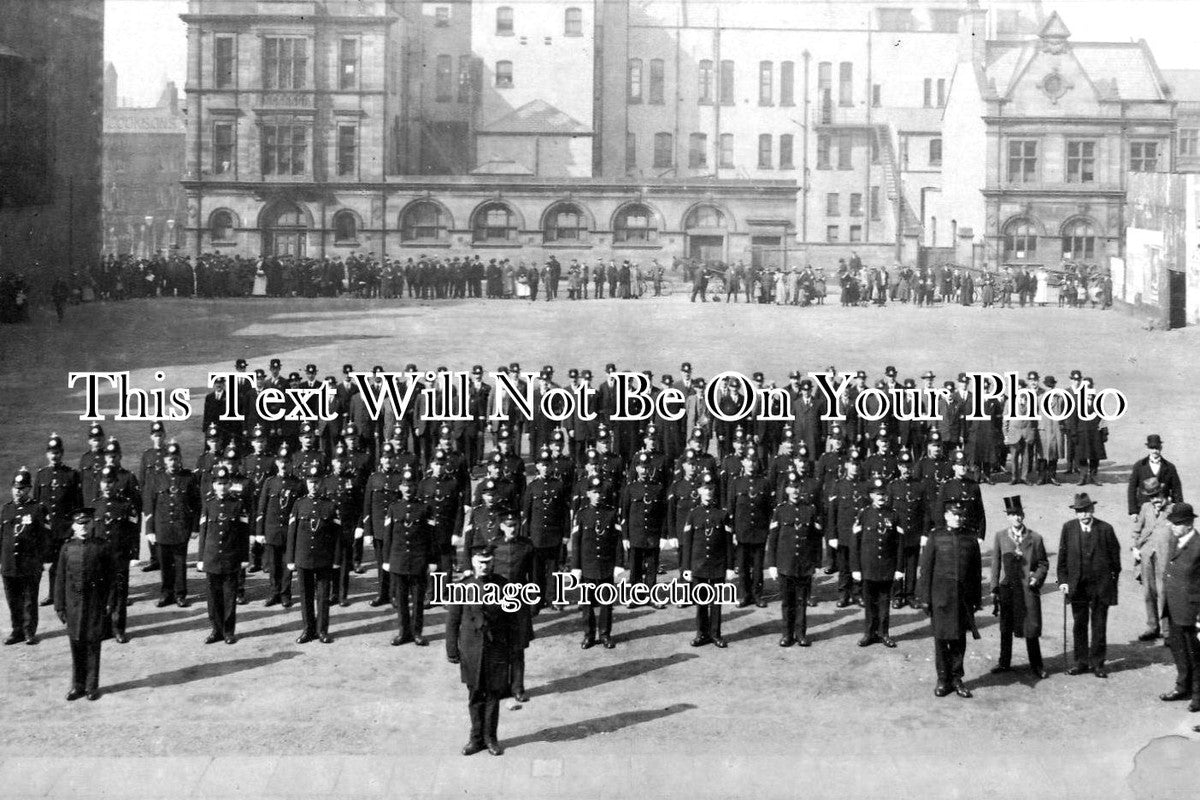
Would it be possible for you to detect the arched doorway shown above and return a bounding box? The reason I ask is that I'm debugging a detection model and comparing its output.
[261,200,309,257]
[684,203,727,264]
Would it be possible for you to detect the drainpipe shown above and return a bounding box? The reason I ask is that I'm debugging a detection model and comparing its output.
[801,50,810,248]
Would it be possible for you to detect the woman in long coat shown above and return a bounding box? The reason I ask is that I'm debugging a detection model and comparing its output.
[989,502,1049,677]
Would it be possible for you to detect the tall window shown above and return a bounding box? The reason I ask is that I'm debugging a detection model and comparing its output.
[401,201,446,241]
[688,133,708,169]
[458,56,474,103]
[263,38,308,89]
[1003,218,1038,261]
[435,55,453,101]
[336,125,356,176]
[923,78,932,107]
[214,36,235,89]
[826,193,840,217]
[625,133,637,169]
[839,62,853,106]
[213,122,234,174]
[1180,129,1200,157]
[653,132,673,168]
[333,211,357,242]
[496,6,513,35]
[1066,141,1095,183]
[936,78,946,107]
[1062,219,1096,260]
[719,60,734,105]
[627,58,643,103]
[837,134,853,170]
[870,186,881,220]
[495,60,513,88]
[850,193,863,216]
[1007,140,1038,182]
[826,225,840,243]
[614,204,657,243]
[849,225,863,242]
[816,133,831,169]
[759,61,773,105]
[780,61,795,106]
[698,60,714,103]
[928,138,942,167]
[545,203,587,241]
[649,59,664,104]
[473,202,516,242]
[719,134,734,168]
[339,39,358,90]
[818,62,832,122]
[435,6,450,27]
[871,84,881,108]
[564,7,582,36]
[780,134,794,169]
[1130,141,1160,172]
[261,123,307,175]
[211,210,234,242]
[758,134,772,168]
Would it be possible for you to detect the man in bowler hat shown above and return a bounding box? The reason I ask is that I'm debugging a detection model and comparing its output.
[1057,493,1121,678]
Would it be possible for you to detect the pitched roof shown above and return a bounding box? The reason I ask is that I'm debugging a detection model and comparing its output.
[1162,69,1200,101]
[982,40,1167,102]
[477,100,591,135]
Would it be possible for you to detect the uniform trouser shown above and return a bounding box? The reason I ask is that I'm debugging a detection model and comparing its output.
[393,572,427,636]
[628,547,660,594]
[1071,597,1110,668]
[436,543,456,578]
[533,546,561,609]
[333,553,353,601]
[459,432,480,465]
[835,545,858,600]
[44,538,68,599]
[737,543,765,601]
[298,567,333,636]
[580,576,613,638]
[1142,556,1161,633]
[69,639,102,693]
[998,620,1043,671]
[373,540,391,602]
[3,572,40,637]
[895,546,921,601]
[510,648,526,695]
[205,572,238,637]
[467,685,502,744]
[264,543,292,601]
[692,577,724,638]
[779,574,812,637]
[158,543,188,601]
[108,563,130,635]
[351,538,364,569]
[863,579,893,637]
[249,539,263,570]
[934,635,967,684]
[1167,620,1200,698]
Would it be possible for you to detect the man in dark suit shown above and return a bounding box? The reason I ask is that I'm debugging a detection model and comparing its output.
[918,500,982,698]
[54,508,118,701]
[446,544,515,756]
[1057,492,1122,678]
[1157,504,1200,711]
[1127,434,1184,519]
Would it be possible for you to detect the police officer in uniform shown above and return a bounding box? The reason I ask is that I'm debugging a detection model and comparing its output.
[488,512,535,702]
[360,443,405,608]
[521,450,570,612]
[571,477,624,649]
[93,467,139,643]
[462,481,505,566]
[918,500,983,698]
[255,444,301,607]
[287,466,342,644]
[197,467,249,644]
[419,449,466,581]
[850,479,904,647]
[383,470,436,645]
[323,445,363,607]
[54,508,118,701]
[621,454,668,608]
[729,450,774,608]
[937,450,986,540]
[888,453,928,609]
[681,475,735,647]
[146,443,200,607]
[241,425,276,574]
[767,475,823,646]
[2,468,48,644]
[78,425,105,516]
[35,433,83,606]
[828,455,869,607]
[137,421,168,572]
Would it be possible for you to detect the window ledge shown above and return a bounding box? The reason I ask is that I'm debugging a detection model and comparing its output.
[398,241,452,248]
[333,240,360,248]
[543,242,594,249]
[211,240,238,247]
[612,242,662,250]
[472,242,522,249]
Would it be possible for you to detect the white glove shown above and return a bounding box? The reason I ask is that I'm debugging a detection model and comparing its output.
[253,536,265,545]
[451,535,463,547]
[383,563,390,571]
[920,536,928,548]
[354,527,365,540]
[572,568,582,579]
[682,570,693,582]
[724,569,736,582]
[613,566,624,582]
[287,563,295,572]
[852,571,862,582]
[196,561,204,571]
[768,566,779,581]
[363,535,373,547]
[828,538,839,549]
[1059,583,1069,594]
[893,571,904,581]
[146,533,156,545]
[240,562,249,569]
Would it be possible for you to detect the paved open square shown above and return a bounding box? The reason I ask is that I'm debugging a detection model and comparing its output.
[1,294,1198,799]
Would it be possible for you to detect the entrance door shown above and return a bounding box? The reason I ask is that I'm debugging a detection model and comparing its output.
[1169,269,1186,329]
[688,235,724,264]
[261,201,308,257]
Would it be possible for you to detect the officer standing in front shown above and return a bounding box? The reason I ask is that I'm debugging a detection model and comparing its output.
[146,443,200,608]
[197,467,249,644]
[918,500,982,698]
[1057,492,1121,678]
[2,468,48,645]
[681,475,735,648]
[54,508,118,701]
[287,466,342,644]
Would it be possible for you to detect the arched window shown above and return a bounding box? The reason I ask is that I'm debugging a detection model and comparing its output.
[211,210,234,241]
[1003,217,1038,261]
[544,203,587,242]
[1061,219,1096,261]
[473,202,517,242]
[614,203,657,243]
[685,205,725,229]
[333,210,357,242]
[400,201,447,242]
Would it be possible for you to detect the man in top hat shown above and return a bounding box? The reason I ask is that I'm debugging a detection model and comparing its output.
[918,500,983,697]
[1127,435,1183,520]
[2,468,48,645]
[34,434,83,606]
[1132,477,1177,641]
[989,496,1050,678]
[1157,504,1200,711]
[1057,493,1121,677]
[197,467,250,645]
[55,508,118,701]
[446,543,516,756]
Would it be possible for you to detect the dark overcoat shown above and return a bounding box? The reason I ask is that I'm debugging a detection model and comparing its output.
[445,575,516,694]
[990,527,1049,638]
[54,536,118,642]
[917,527,982,639]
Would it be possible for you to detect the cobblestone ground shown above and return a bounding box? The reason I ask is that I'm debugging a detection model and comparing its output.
[0,295,1196,799]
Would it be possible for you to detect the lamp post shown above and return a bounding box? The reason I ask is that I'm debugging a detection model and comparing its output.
[166,219,176,251]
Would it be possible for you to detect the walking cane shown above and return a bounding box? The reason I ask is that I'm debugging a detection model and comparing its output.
[1062,589,1069,670]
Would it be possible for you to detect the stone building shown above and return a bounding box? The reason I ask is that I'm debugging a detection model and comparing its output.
[0,0,104,282]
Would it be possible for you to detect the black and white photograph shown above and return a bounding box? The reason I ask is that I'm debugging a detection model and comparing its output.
[1,0,1199,797]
